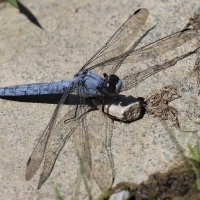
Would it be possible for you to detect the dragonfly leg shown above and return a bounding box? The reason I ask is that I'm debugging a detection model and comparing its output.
[103,73,109,80]
[101,95,107,113]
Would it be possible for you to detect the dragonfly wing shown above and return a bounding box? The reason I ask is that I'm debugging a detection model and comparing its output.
[26,124,52,181]
[81,8,149,75]
[121,50,197,92]
[37,104,91,189]
[92,29,197,69]
[88,29,197,92]
[87,110,115,191]
[120,29,198,91]
[36,86,92,189]
[124,29,198,63]
[72,105,92,181]
[26,88,71,181]
[72,101,115,191]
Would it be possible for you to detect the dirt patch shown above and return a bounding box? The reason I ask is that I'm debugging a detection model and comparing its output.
[102,163,199,200]
[145,85,181,128]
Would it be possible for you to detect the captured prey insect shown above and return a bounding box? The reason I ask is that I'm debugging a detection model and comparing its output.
[0,8,198,191]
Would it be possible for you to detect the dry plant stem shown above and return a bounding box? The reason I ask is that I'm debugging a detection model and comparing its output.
[145,85,181,128]
[193,49,200,95]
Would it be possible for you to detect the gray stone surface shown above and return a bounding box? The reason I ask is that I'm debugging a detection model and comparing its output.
[0,0,200,199]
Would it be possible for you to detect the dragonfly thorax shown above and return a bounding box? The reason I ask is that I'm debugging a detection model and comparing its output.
[102,73,122,95]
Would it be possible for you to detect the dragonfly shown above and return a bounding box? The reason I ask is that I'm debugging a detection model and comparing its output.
[0,8,198,191]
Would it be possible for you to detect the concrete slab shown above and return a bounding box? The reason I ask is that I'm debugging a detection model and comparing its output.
[0,0,200,199]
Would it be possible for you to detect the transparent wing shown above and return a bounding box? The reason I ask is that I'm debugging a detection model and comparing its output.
[26,88,71,182]
[88,29,198,82]
[121,50,197,92]
[123,29,198,63]
[28,82,93,189]
[79,108,114,191]
[72,105,92,182]
[120,29,198,91]
[81,8,149,73]
[72,101,115,191]
[36,103,90,189]
[89,29,197,70]
[91,114,115,191]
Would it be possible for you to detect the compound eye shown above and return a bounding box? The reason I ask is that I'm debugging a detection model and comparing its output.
[115,80,122,94]
[106,74,122,94]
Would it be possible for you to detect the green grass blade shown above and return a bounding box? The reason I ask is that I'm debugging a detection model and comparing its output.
[51,182,64,200]
[188,143,199,161]
[7,0,18,8]
[197,137,200,159]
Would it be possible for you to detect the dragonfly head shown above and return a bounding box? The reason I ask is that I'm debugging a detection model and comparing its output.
[103,73,122,95]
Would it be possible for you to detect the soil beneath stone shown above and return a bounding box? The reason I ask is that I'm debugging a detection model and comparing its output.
[103,163,199,200]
